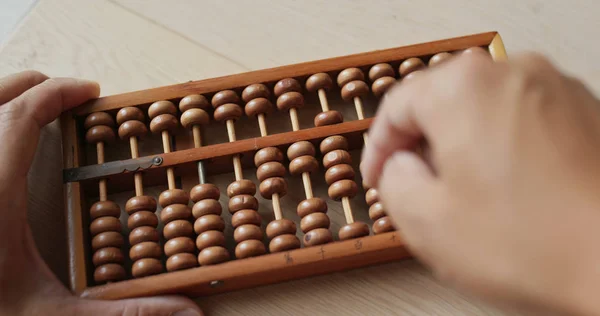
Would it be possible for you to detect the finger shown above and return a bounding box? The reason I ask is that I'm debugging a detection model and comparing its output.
[0,70,49,105]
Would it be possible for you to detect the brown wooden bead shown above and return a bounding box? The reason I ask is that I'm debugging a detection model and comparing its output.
[181,108,209,129]
[257,161,286,182]
[429,52,452,67]
[369,202,385,220]
[132,258,163,278]
[323,149,352,168]
[94,264,125,283]
[259,177,287,199]
[234,224,263,243]
[373,216,394,234]
[297,198,327,217]
[306,73,333,92]
[164,236,196,257]
[159,189,190,208]
[92,231,124,251]
[85,112,115,129]
[254,147,283,166]
[328,179,358,200]
[325,163,355,185]
[365,188,380,206]
[287,141,315,160]
[300,212,330,233]
[266,219,296,239]
[337,68,365,87]
[242,83,270,102]
[192,199,222,218]
[213,103,242,122]
[118,120,147,139]
[341,80,369,101]
[166,253,197,271]
[198,246,230,265]
[116,107,144,125]
[127,211,158,230]
[160,204,192,224]
[130,241,162,261]
[231,209,262,228]
[245,98,272,117]
[90,216,121,236]
[92,247,124,266]
[320,135,348,154]
[129,226,159,245]
[399,58,425,76]
[196,230,226,250]
[372,77,396,97]
[179,94,210,112]
[90,201,120,220]
[269,234,300,253]
[368,63,395,81]
[338,222,370,241]
[86,125,115,144]
[211,90,240,108]
[150,113,178,134]
[274,78,301,97]
[227,180,256,197]
[402,70,422,82]
[289,156,318,176]
[148,100,177,119]
[314,110,343,127]
[164,220,194,239]
[235,240,266,259]
[194,214,225,234]
[190,183,220,202]
[125,195,157,214]
[276,92,304,111]
[228,194,258,213]
[303,228,333,246]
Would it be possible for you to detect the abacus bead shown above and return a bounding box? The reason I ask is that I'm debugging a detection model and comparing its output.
[180,108,209,129]
[116,107,144,125]
[231,209,262,228]
[274,78,301,97]
[276,92,304,111]
[235,240,266,259]
[328,179,359,200]
[132,258,163,278]
[166,253,197,271]
[150,113,178,134]
[242,83,270,102]
[190,183,220,202]
[429,52,452,67]
[164,220,194,239]
[314,110,343,127]
[287,141,315,160]
[297,198,328,217]
[164,237,196,257]
[368,63,395,81]
[84,112,115,129]
[259,177,287,199]
[325,164,355,185]
[196,230,226,250]
[194,214,225,234]
[159,189,190,208]
[304,228,333,246]
[90,217,121,236]
[320,136,348,154]
[211,90,240,108]
[118,120,147,139]
[372,77,396,97]
[338,222,370,240]
[213,103,243,122]
[337,68,365,87]
[234,224,263,243]
[198,247,230,265]
[130,242,162,261]
[86,125,115,144]
[402,70,422,81]
[129,226,159,245]
[323,150,352,168]
[192,199,222,218]
[179,94,210,112]
[94,264,126,283]
[160,204,192,224]
[399,58,425,76]
[90,201,120,220]
[254,147,283,167]
[227,179,256,197]
[266,219,296,239]
[365,188,379,206]
[289,156,318,176]
[306,73,333,92]
[92,247,124,266]
[369,202,385,220]
[244,98,272,117]
[127,211,158,230]
[228,195,258,213]
[373,217,394,234]
[92,231,124,250]
[340,80,369,101]
[256,161,286,182]
[269,234,300,252]
[125,195,157,214]
[300,212,330,233]
[148,100,177,119]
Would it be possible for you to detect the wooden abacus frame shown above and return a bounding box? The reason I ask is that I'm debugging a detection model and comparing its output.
[61,31,507,300]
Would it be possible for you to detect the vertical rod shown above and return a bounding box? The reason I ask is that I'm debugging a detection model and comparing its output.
[289,108,300,132]
[272,194,283,220]
[342,197,354,224]
[318,89,330,112]
[302,172,313,199]
[258,114,268,137]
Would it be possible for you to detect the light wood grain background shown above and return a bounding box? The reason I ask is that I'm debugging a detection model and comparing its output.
[2,0,598,315]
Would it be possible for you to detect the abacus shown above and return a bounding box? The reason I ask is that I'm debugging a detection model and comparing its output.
[61,31,507,299]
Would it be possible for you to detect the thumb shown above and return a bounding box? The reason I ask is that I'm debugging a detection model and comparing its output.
[72,295,203,316]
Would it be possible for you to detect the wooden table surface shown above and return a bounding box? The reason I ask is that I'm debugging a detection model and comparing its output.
[2,1,598,315]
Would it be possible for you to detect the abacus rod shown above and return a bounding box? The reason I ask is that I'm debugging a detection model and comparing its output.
[341,197,355,224]
[96,142,108,201]
[302,172,313,199]
[289,108,300,132]
[191,124,207,184]
[272,193,283,220]
[226,120,243,181]
[197,161,206,184]
[257,114,268,137]
[318,89,330,112]
[129,136,144,196]
[161,130,176,190]
[354,97,365,120]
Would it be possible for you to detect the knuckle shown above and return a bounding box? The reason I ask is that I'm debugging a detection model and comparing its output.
[21,70,49,86]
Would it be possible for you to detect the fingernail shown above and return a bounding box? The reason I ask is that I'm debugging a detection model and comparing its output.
[172,308,203,316]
